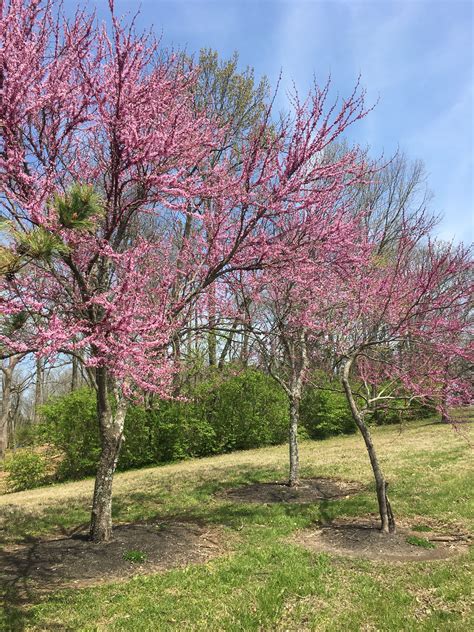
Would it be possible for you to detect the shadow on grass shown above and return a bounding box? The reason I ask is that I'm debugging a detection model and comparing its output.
[1,463,373,551]
[0,466,372,631]
[1,545,38,632]
[113,479,372,534]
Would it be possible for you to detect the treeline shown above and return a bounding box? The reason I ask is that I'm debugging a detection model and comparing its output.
[5,367,432,492]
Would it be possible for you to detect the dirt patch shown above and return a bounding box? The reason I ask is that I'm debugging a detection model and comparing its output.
[218,477,363,504]
[1,520,227,593]
[292,517,471,562]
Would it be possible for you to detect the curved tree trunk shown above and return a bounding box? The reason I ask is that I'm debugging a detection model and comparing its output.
[89,369,127,542]
[341,358,395,534]
[288,394,300,487]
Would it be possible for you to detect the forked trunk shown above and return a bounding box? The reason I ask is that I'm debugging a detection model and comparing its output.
[288,394,301,487]
[341,359,395,534]
[89,370,127,542]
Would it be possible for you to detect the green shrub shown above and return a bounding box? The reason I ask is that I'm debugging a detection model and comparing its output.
[192,368,288,453]
[25,368,434,485]
[35,369,289,479]
[12,422,38,448]
[39,387,100,479]
[4,449,48,492]
[301,375,355,439]
[367,395,434,425]
[119,405,156,469]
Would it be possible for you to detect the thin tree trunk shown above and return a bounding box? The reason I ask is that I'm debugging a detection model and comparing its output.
[0,363,13,459]
[171,333,182,396]
[218,319,239,369]
[208,286,217,367]
[32,356,43,424]
[89,368,127,542]
[8,413,16,451]
[440,369,449,423]
[241,326,250,366]
[341,358,395,533]
[71,355,79,392]
[288,393,300,487]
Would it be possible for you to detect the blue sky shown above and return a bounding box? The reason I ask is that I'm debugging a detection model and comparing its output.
[66,0,473,244]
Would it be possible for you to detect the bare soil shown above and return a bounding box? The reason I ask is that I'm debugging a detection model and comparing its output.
[218,477,363,504]
[1,520,226,594]
[292,517,471,562]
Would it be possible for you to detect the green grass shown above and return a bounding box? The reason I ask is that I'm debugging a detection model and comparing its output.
[123,550,148,564]
[406,535,436,549]
[411,524,433,533]
[1,419,473,631]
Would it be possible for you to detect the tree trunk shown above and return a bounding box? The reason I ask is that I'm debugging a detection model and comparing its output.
[71,355,79,392]
[171,333,182,396]
[0,355,22,459]
[0,363,13,459]
[440,363,450,423]
[208,286,217,367]
[341,359,395,534]
[241,326,250,366]
[32,356,43,424]
[288,393,300,487]
[218,318,239,369]
[285,330,307,488]
[89,369,127,542]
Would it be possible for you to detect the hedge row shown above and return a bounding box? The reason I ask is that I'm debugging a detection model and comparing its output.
[7,368,431,489]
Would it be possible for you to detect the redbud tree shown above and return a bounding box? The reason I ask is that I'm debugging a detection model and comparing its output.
[0,0,370,540]
[313,213,473,533]
[241,204,369,487]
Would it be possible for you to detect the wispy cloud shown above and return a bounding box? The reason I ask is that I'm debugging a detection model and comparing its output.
[67,0,473,243]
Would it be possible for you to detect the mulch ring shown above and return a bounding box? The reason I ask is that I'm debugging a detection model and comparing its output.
[217,477,363,504]
[291,516,471,562]
[1,519,228,593]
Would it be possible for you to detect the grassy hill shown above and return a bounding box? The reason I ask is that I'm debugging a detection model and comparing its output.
[1,419,473,631]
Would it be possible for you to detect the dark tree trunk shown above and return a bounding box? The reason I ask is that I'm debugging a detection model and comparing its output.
[218,319,238,369]
[440,363,450,423]
[208,286,217,367]
[341,359,395,534]
[89,368,127,542]
[32,356,43,424]
[71,355,79,392]
[288,394,301,487]
[171,334,182,396]
[241,326,250,366]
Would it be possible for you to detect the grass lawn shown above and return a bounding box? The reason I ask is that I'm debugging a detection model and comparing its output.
[1,419,473,631]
